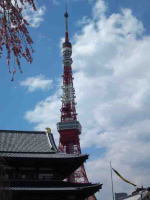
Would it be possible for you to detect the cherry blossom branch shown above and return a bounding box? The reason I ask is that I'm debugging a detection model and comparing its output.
[0,0,36,80]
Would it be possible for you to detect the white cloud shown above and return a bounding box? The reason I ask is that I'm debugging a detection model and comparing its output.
[11,0,46,28]
[93,0,107,18]
[51,0,60,5]
[21,75,53,92]
[25,92,60,129]
[4,1,46,28]
[25,0,150,199]
[22,4,46,28]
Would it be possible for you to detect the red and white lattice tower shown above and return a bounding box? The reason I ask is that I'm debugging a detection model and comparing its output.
[57,10,96,200]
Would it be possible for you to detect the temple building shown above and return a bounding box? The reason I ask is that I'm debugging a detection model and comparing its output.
[0,130,102,200]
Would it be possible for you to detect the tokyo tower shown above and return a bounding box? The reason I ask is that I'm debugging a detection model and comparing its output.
[57,10,97,200]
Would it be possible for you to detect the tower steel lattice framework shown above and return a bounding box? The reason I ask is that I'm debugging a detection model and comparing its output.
[57,11,96,200]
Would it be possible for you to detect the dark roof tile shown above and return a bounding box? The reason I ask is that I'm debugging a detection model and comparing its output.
[0,130,57,153]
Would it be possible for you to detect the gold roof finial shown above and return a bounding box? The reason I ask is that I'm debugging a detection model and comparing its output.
[45,127,51,134]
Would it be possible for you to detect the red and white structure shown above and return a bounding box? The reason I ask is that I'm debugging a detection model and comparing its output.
[57,11,96,200]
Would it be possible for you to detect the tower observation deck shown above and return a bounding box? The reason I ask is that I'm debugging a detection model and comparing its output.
[57,10,97,200]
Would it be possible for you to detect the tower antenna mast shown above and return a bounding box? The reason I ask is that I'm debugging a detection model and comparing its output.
[64,0,69,41]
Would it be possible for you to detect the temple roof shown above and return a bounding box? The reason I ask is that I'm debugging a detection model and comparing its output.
[0,130,88,178]
[0,152,86,158]
[9,184,101,191]
[0,130,57,153]
[7,180,102,200]
[0,129,88,162]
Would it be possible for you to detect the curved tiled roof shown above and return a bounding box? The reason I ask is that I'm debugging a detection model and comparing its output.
[0,130,57,153]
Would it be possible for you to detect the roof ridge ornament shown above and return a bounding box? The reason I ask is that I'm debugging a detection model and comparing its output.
[45,127,51,134]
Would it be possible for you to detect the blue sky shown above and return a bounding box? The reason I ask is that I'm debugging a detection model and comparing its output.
[1,0,150,199]
[0,0,92,130]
